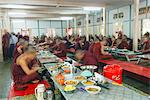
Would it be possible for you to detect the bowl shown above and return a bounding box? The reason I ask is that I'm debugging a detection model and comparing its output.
[64,85,76,94]
[64,80,79,86]
[85,86,101,95]
[74,76,86,82]
[80,65,97,70]
[81,80,96,86]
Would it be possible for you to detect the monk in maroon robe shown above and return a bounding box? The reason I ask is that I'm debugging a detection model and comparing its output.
[88,39,109,60]
[13,40,29,63]
[52,37,67,57]
[2,32,10,60]
[12,50,41,90]
[75,50,97,66]
[141,37,150,54]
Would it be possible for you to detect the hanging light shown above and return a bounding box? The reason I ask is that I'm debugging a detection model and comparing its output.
[83,7,102,11]
[60,17,73,20]
[8,12,27,16]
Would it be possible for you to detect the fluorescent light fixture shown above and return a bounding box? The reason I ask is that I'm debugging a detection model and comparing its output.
[83,7,102,11]
[12,20,25,23]
[8,12,27,16]
[60,17,73,20]
[0,4,33,9]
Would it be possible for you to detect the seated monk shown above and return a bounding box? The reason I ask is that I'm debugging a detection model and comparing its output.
[65,36,76,53]
[115,33,129,49]
[141,37,150,54]
[13,39,29,63]
[52,37,67,57]
[12,50,42,90]
[88,38,109,60]
[75,50,98,66]
[75,36,90,50]
[116,38,129,49]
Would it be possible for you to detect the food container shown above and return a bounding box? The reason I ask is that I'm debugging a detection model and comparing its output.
[64,85,76,94]
[81,80,96,86]
[74,76,86,82]
[64,80,79,86]
[85,86,101,95]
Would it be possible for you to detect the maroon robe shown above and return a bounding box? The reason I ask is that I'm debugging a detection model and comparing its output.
[13,45,23,63]
[2,32,10,60]
[88,42,102,61]
[83,51,98,65]
[54,42,67,57]
[142,40,150,53]
[117,40,129,49]
[12,63,41,85]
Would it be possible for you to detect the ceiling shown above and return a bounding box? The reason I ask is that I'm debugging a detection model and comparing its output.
[0,0,134,19]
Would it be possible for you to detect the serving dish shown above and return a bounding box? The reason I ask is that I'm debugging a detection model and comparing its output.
[81,80,95,86]
[85,86,101,95]
[64,80,79,86]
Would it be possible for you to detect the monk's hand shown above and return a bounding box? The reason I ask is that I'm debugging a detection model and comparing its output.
[32,63,40,67]
[32,67,41,71]
[74,62,82,66]
[37,67,47,76]
[53,50,58,54]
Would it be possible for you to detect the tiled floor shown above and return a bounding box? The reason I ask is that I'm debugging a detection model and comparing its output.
[0,60,12,99]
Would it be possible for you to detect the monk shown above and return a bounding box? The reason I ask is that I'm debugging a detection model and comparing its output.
[12,50,42,90]
[75,36,90,50]
[13,39,29,63]
[141,37,150,54]
[89,38,109,60]
[115,32,129,49]
[52,37,67,57]
[2,31,10,60]
[75,50,97,66]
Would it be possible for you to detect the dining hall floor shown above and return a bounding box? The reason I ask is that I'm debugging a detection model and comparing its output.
[0,60,12,99]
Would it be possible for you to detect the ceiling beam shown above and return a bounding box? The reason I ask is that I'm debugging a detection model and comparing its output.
[0,0,106,7]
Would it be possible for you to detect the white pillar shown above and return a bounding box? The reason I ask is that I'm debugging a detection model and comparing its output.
[133,0,139,51]
[0,29,3,62]
[3,10,11,32]
[85,14,89,41]
[66,20,69,36]
[66,20,69,29]
[28,28,32,42]
[73,17,77,34]
[103,8,106,36]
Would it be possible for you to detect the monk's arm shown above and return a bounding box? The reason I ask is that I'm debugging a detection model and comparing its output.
[19,60,40,75]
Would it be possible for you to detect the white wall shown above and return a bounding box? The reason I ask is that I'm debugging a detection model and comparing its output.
[11,19,67,37]
[69,0,150,39]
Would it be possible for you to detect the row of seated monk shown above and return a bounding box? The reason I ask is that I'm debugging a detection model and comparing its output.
[11,31,150,90]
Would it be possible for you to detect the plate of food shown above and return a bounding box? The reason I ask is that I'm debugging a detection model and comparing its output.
[62,65,70,69]
[64,80,79,86]
[81,80,95,86]
[64,85,76,94]
[75,76,86,82]
[85,86,101,95]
